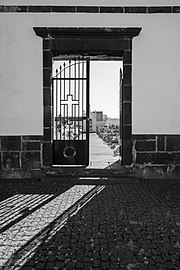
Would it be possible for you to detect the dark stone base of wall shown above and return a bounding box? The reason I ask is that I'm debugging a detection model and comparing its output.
[0,168,44,179]
[1,134,180,180]
[1,164,180,180]
[127,164,180,180]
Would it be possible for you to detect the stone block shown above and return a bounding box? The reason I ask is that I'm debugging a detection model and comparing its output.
[43,142,52,166]
[77,6,99,13]
[166,135,180,151]
[43,128,52,142]
[43,69,52,88]
[43,50,52,68]
[148,7,172,13]
[173,6,180,13]
[22,136,42,141]
[51,38,129,54]
[136,140,156,152]
[43,39,51,50]
[122,139,132,165]
[132,134,156,140]
[136,153,169,165]
[123,64,132,85]
[21,152,41,169]
[43,87,51,106]
[135,165,167,179]
[16,6,28,12]
[136,153,150,164]
[1,136,21,151]
[167,153,180,164]
[123,50,132,64]
[123,102,131,125]
[3,6,27,12]
[125,7,147,13]
[157,135,165,151]
[52,6,75,12]
[22,141,41,151]
[0,152,2,169]
[2,152,20,169]
[28,5,51,12]
[123,85,132,102]
[122,125,131,139]
[100,7,123,13]
[44,105,52,128]
[166,165,180,179]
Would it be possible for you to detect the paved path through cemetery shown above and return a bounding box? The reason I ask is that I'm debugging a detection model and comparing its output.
[88,133,120,169]
[0,178,180,269]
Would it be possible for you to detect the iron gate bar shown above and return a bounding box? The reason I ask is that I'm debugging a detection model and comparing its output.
[52,79,54,139]
[78,60,80,140]
[52,57,89,165]
[69,60,71,95]
[60,65,62,139]
[63,62,66,140]
[82,60,84,140]
[74,59,77,137]
[56,69,58,139]
[55,61,87,77]
[86,60,90,159]
[68,60,70,140]
[74,59,76,100]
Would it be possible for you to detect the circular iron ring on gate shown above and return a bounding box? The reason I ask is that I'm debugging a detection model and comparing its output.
[63,146,76,159]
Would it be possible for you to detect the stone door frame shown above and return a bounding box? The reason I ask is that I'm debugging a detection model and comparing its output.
[34,27,142,167]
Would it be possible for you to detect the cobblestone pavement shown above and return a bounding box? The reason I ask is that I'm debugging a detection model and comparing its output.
[0,179,180,270]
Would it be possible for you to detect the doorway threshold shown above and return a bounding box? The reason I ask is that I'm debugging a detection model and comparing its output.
[44,165,134,178]
[42,168,138,185]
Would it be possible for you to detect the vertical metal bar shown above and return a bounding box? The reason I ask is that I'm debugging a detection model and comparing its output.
[55,69,58,140]
[63,62,66,101]
[78,59,80,140]
[63,62,66,140]
[52,79,54,141]
[74,60,77,138]
[86,60,90,166]
[120,65,124,165]
[64,104,66,140]
[82,60,84,140]
[72,104,74,139]
[59,65,62,140]
[68,60,71,140]
[69,59,71,95]
[74,59,76,99]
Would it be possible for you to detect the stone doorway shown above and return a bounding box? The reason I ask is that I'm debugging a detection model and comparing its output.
[33,27,142,170]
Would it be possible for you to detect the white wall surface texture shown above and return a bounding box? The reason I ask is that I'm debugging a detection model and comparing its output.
[0,11,179,134]
[0,0,180,6]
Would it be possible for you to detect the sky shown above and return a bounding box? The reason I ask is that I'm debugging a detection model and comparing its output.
[90,61,122,118]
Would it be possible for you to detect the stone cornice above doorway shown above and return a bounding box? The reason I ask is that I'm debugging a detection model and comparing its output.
[33,27,142,39]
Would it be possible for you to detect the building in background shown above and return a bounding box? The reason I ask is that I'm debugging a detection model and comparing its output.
[89,111,107,132]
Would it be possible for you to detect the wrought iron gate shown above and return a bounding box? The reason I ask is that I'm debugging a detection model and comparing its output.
[52,58,89,166]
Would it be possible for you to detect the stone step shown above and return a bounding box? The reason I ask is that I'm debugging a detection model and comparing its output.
[41,175,139,185]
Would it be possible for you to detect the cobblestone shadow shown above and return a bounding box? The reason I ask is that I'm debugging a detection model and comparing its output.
[0,179,73,234]
[1,181,180,270]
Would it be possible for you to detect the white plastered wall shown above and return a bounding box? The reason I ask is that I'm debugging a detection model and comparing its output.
[0,0,180,6]
[0,11,180,135]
